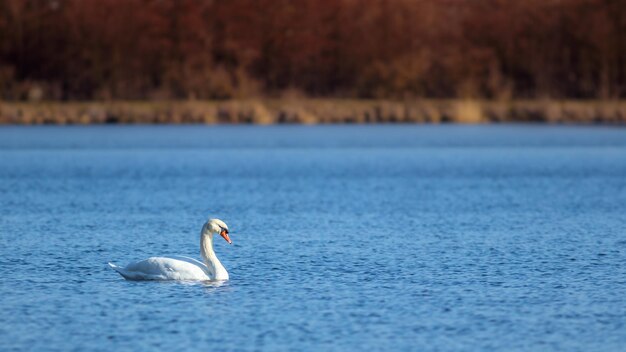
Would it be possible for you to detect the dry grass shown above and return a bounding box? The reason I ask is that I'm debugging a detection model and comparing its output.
[1,99,625,124]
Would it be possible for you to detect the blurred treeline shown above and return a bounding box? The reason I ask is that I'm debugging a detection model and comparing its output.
[1,0,625,101]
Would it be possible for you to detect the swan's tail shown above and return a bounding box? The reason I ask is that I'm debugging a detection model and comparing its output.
[108,262,130,279]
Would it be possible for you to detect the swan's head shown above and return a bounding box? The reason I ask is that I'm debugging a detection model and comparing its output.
[206,218,231,244]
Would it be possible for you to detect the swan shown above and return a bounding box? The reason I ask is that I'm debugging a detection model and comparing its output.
[108,218,232,281]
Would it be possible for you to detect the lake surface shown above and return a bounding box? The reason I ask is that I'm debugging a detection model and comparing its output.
[1,125,625,351]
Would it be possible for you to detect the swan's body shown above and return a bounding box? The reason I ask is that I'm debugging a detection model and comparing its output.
[109,256,216,281]
[109,218,231,281]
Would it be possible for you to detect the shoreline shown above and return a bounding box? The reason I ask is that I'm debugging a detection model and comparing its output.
[1,99,625,125]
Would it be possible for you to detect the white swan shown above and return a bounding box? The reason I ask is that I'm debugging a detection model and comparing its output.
[108,218,232,281]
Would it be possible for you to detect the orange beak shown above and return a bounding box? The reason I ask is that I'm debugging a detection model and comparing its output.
[220,229,232,244]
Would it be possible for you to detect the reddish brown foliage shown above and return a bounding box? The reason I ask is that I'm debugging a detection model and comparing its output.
[0,0,624,100]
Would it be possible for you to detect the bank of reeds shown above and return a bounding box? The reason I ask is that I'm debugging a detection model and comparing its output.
[1,99,625,124]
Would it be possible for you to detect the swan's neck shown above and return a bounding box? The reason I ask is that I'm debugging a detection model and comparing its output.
[200,232,229,281]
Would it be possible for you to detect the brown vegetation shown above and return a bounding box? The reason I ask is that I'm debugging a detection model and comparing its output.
[0,0,625,101]
[2,100,625,124]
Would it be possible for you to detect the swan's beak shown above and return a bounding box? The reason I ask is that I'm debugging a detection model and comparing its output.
[220,229,232,244]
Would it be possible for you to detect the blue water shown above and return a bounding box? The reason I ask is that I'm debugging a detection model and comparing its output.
[1,125,625,351]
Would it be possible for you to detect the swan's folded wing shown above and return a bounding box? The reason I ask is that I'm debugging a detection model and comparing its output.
[167,255,207,267]
[110,257,210,281]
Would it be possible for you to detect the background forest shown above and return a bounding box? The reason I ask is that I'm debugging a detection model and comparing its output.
[1,0,625,102]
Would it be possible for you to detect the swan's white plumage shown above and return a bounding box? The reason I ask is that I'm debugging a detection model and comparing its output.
[109,256,211,281]
[109,218,231,281]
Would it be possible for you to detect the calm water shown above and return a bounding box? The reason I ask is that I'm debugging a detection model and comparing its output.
[1,125,626,351]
